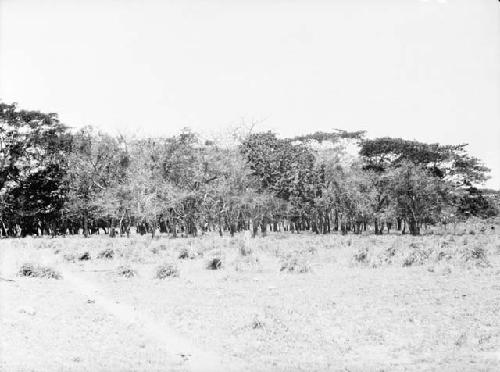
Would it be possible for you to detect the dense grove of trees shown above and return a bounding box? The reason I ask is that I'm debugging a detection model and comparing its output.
[1,102,498,238]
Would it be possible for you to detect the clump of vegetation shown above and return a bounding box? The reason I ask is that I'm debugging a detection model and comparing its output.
[116,265,137,278]
[371,244,397,267]
[154,263,179,279]
[461,245,490,267]
[18,263,62,279]
[280,256,311,273]
[238,240,253,256]
[78,251,91,261]
[402,246,430,267]
[234,254,262,272]
[178,247,195,260]
[63,254,76,262]
[436,251,453,262]
[97,248,114,259]
[352,246,369,264]
[206,256,223,270]
[251,315,265,329]
[440,241,450,249]
[150,246,160,255]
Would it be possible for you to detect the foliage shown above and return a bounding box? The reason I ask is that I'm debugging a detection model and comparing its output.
[0,101,496,238]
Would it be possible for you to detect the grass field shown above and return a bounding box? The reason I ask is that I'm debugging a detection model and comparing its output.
[1,223,500,371]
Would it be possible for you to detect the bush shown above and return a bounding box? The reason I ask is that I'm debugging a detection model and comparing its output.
[78,251,91,261]
[238,240,252,256]
[461,245,490,266]
[178,247,195,260]
[280,256,311,273]
[251,315,265,329]
[436,251,452,261]
[116,265,137,278]
[372,245,397,267]
[154,263,179,279]
[18,263,62,279]
[63,254,76,262]
[206,257,223,270]
[97,248,114,259]
[402,248,430,267]
[234,254,262,272]
[352,247,369,264]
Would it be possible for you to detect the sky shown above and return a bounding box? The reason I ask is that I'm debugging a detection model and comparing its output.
[1,0,499,189]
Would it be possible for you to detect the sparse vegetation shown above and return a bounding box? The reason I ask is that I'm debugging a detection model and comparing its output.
[97,248,114,259]
[116,265,137,278]
[154,263,179,279]
[17,263,62,279]
[178,247,195,260]
[280,255,311,273]
[2,223,499,371]
[352,246,369,264]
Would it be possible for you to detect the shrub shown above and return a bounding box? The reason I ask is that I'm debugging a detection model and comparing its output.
[18,263,62,279]
[78,252,91,261]
[63,254,76,262]
[440,241,450,249]
[154,263,179,279]
[461,245,489,266]
[372,244,397,267]
[402,248,430,267]
[251,315,265,329]
[436,251,452,261]
[116,265,137,278]
[206,257,223,270]
[238,240,252,256]
[234,254,262,272]
[280,256,311,273]
[97,248,114,259]
[352,247,369,264]
[178,247,195,260]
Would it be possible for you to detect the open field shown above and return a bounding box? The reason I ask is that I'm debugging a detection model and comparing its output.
[1,225,500,371]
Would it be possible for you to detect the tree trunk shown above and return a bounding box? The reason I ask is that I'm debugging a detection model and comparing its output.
[260,222,267,237]
[408,219,420,235]
[83,210,89,238]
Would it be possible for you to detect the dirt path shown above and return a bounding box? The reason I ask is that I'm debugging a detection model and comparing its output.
[0,245,244,371]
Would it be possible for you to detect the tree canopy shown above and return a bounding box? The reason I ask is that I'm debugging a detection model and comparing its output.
[0,101,496,237]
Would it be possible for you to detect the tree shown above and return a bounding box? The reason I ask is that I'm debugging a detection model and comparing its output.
[388,162,448,235]
[0,102,70,236]
[64,127,127,237]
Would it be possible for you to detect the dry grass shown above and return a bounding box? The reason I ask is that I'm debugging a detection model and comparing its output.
[97,248,114,259]
[116,265,137,278]
[17,263,62,279]
[154,262,180,279]
[2,219,499,371]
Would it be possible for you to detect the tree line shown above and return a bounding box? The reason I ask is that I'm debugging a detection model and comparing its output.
[1,101,498,238]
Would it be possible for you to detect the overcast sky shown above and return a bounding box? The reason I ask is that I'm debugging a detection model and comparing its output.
[1,0,499,188]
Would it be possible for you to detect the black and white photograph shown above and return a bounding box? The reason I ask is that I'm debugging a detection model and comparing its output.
[0,0,499,371]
